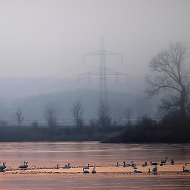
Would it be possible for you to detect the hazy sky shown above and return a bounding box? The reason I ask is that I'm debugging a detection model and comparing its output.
[0,0,190,78]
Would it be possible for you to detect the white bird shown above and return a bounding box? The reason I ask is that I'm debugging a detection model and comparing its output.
[183,166,189,173]
[83,168,89,174]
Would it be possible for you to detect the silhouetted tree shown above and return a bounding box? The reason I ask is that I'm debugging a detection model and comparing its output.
[0,120,8,127]
[44,106,57,128]
[98,103,111,127]
[31,121,39,128]
[124,108,132,126]
[71,101,84,128]
[146,42,190,120]
[16,109,24,127]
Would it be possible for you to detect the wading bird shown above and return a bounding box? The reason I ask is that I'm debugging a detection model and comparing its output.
[134,169,142,173]
[161,157,168,165]
[92,167,96,174]
[152,166,157,174]
[19,161,28,170]
[183,166,189,173]
[0,162,6,172]
[63,163,71,169]
[142,162,148,167]
[83,167,89,174]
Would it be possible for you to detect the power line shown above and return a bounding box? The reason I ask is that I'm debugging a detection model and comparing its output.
[79,36,128,126]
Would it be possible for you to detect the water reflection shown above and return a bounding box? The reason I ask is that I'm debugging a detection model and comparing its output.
[0,142,190,168]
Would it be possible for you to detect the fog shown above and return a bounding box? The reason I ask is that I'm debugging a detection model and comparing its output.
[0,0,190,125]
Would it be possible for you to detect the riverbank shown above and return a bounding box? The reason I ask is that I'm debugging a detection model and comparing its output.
[1,162,190,175]
[1,125,190,143]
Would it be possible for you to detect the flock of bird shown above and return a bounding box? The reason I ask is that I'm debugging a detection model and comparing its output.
[116,157,189,175]
[0,157,189,174]
[0,161,28,172]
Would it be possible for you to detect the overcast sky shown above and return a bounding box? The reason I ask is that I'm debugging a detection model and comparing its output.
[0,0,190,78]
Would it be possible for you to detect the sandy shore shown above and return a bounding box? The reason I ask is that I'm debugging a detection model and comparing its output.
[1,163,190,190]
[1,163,190,176]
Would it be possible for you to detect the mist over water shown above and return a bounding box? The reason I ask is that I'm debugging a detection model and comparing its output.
[1,142,190,168]
[0,0,190,125]
[0,76,156,125]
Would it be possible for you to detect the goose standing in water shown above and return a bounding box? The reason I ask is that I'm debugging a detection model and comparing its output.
[84,164,90,169]
[183,166,189,173]
[134,169,142,173]
[0,162,6,172]
[131,161,135,167]
[55,164,59,169]
[19,162,28,170]
[142,162,148,167]
[92,167,96,174]
[133,164,137,169]
[0,162,6,170]
[161,157,168,165]
[171,159,175,165]
[63,163,71,169]
[83,168,89,174]
[150,161,158,166]
[152,165,157,174]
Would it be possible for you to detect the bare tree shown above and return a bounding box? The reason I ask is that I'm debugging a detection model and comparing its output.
[71,101,84,128]
[16,109,24,127]
[98,103,111,127]
[124,108,132,126]
[44,106,57,128]
[146,42,190,119]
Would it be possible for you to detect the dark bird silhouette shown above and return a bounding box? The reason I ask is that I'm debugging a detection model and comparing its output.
[19,162,28,170]
[0,162,6,170]
[56,164,59,169]
[134,169,142,173]
[171,159,175,165]
[152,166,157,174]
[150,161,158,166]
[142,162,148,167]
[84,164,90,169]
[161,157,168,165]
[63,163,71,169]
[183,166,189,173]
[92,167,96,174]
[131,161,135,167]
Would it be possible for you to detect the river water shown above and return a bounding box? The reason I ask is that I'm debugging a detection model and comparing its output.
[0,142,190,190]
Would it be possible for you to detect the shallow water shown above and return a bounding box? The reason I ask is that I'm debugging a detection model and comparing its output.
[1,174,190,190]
[0,142,190,189]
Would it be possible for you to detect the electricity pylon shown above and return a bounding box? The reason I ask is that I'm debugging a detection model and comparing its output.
[80,37,127,127]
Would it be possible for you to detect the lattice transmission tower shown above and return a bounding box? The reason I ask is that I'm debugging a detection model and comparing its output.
[79,37,127,127]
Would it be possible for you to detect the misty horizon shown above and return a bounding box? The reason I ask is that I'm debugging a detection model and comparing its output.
[0,0,190,126]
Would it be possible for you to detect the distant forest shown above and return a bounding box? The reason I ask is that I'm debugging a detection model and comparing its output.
[0,114,190,143]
